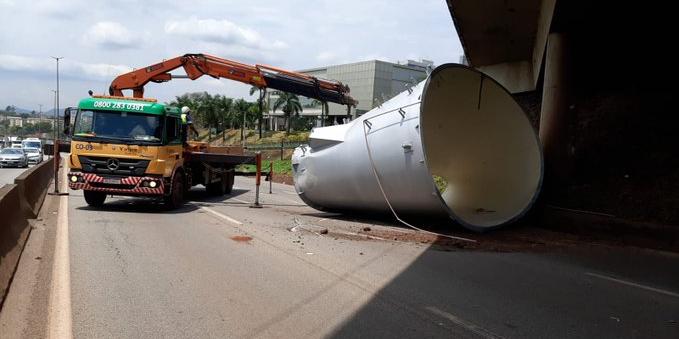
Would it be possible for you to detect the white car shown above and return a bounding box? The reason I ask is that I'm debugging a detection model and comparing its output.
[23,147,43,164]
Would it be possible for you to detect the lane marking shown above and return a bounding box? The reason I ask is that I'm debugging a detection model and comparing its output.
[48,158,73,339]
[230,197,249,204]
[585,272,679,298]
[200,206,243,225]
[426,306,504,339]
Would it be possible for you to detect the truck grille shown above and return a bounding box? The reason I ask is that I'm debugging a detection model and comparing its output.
[78,156,150,176]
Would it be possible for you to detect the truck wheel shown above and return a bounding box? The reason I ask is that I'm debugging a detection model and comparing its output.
[165,172,184,209]
[84,190,106,207]
[206,177,226,196]
[224,172,234,194]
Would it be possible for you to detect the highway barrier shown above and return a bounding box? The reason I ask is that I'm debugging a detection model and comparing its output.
[0,185,31,306]
[0,159,55,306]
[14,158,55,218]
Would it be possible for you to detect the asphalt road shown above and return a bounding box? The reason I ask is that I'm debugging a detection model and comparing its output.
[2,173,678,338]
[0,166,31,186]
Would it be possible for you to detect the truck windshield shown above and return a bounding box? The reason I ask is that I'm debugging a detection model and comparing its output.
[73,110,163,144]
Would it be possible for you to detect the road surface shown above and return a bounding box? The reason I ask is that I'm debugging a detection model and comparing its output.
[0,166,31,186]
[2,173,678,338]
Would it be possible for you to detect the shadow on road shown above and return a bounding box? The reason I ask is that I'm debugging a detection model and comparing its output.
[73,187,250,214]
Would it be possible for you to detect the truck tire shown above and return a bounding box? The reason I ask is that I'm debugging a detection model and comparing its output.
[165,172,184,209]
[224,171,234,194]
[84,190,106,207]
[206,176,226,196]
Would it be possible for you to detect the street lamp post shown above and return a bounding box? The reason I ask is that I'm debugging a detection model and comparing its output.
[51,90,57,156]
[38,104,42,136]
[51,56,63,142]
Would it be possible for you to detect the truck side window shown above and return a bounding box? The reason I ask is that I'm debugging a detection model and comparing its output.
[166,117,181,144]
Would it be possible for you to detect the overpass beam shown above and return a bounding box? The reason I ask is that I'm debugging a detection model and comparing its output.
[539,33,572,189]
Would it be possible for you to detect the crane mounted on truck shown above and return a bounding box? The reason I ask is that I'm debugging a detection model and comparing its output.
[64,53,356,209]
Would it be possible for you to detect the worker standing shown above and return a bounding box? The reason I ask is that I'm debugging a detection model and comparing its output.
[181,106,199,145]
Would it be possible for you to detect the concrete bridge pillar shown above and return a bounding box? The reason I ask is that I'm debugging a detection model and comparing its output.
[539,32,572,189]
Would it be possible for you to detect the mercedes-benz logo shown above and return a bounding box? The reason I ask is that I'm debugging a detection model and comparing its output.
[106,158,120,171]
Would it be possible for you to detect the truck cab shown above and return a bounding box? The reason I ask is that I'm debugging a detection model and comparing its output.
[66,96,236,209]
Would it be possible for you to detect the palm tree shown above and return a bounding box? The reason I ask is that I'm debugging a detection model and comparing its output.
[310,99,329,127]
[217,96,233,141]
[250,86,268,138]
[272,92,302,133]
[233,99,251,142]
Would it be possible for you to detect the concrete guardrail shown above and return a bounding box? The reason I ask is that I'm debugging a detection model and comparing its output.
[0,158,55,306]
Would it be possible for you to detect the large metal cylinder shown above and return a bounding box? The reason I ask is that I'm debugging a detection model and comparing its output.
[292,64,543,231]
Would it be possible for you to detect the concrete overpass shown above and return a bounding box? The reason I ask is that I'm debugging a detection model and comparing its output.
[447,1,678,242]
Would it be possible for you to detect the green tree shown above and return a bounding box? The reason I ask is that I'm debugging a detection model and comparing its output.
[250,86,268,138]
[272,92,302,133]
[232,99,250,141]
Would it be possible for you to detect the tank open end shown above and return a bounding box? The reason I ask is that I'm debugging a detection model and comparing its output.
[420,64,543,231]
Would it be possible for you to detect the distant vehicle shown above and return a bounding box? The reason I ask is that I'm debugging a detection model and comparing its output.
[22,138,43,159]
[11,143,22,149]
[23,147,43,164]
[0,148,29,168]
[22,138,42,149]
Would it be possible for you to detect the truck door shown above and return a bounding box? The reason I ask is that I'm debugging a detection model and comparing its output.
[164,116,183,177]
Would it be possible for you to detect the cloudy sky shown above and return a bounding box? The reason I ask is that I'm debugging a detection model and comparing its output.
[0,0,462,111]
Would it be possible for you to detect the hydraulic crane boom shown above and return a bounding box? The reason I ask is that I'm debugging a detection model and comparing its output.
[109,53,357,106]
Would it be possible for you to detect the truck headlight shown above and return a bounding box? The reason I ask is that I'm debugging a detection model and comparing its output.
[70,175,79,183]
[149,181,158,188]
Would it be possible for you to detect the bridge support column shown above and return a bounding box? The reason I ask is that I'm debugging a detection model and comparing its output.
[539,32,572,190]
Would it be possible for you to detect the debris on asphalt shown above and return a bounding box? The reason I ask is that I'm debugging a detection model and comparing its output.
[359,252,364,255]
[362,227,371,232]
[320,228,329,234]
[230,235,253,243]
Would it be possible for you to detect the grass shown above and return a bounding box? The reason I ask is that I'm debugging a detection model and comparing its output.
[237,159,292,175]
[194,128,311,146]
[433,175,448,193]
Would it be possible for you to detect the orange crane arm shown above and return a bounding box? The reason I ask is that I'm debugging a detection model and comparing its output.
[109,53,357,106]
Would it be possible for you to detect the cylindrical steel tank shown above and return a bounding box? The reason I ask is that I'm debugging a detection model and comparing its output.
[292,64,543,231]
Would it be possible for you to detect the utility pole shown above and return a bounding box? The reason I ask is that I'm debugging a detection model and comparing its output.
[38,104,42,136]
[51,90,57,144]
[51,56,63,142]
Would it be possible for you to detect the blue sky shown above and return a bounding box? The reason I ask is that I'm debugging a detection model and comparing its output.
[0,0,462,111]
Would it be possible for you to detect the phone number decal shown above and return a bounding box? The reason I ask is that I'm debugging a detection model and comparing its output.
[93,101,146,111]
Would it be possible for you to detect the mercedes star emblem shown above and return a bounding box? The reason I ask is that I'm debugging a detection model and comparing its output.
[106,158,120,171]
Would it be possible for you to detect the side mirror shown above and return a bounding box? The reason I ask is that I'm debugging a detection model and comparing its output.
[63,107,73,135]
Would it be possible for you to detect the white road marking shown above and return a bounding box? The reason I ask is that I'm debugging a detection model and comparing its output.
[426,306,504,339]
[201,206,243,225]
[230,197,249,204]
[48,159,73,339]
[585,272,679,298]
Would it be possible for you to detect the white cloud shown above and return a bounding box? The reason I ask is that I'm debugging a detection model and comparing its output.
[164,17,287,51]
[0,54,131,80]
[316,51,337,63]
[82,21,139,49]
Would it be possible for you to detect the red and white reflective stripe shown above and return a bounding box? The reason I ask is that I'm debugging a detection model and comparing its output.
[68,183,164,195]
[68,172,165,195]
[121,176,141,185]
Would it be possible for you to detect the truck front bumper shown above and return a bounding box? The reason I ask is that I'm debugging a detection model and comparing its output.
[68,172,165,196]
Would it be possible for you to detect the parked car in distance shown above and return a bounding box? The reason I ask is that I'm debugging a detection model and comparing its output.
[0,148,29,168]
[23,147,43,164]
